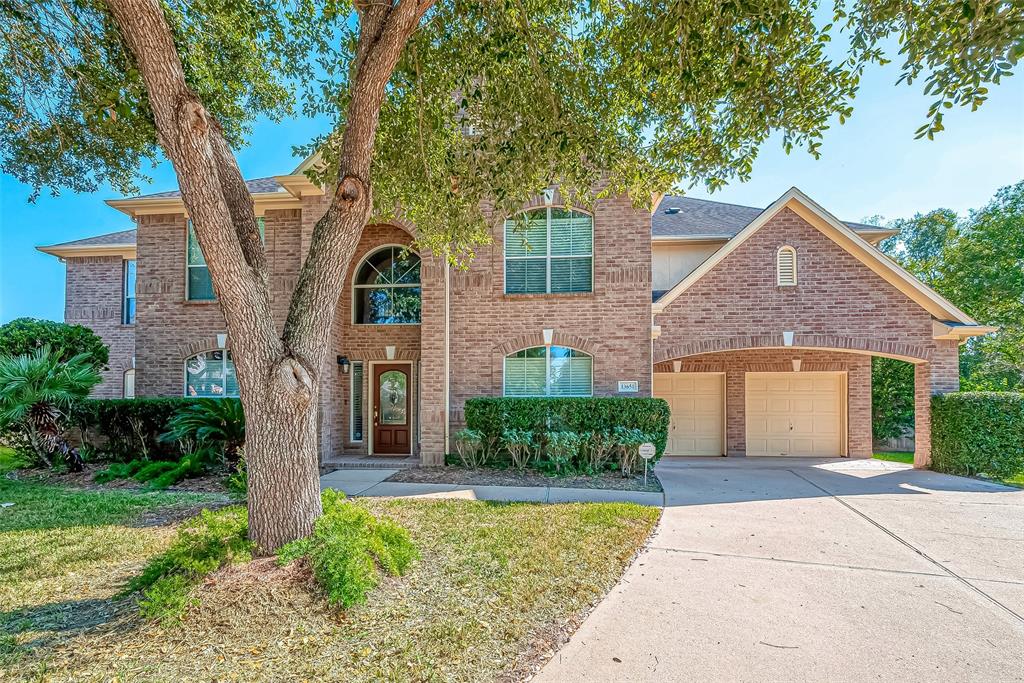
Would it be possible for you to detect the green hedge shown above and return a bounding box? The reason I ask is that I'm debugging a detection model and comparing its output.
[73,398,234,460]
[464,397,671,461]
[932,392,1024,480]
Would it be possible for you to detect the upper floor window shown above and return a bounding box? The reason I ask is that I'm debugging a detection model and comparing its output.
[353,245,421,325]
[184,349,238,398]
[777,246,797,286]
[187,218,264,301]
[505,208,593,294]
[504,345,593,397]
[122,259,136,324]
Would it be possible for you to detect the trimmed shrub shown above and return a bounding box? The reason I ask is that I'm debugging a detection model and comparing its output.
[465,397,671,460]
[932,392,1024,480]
[72,397,221,460]
[582,430,617,472]
[613,426,650,476]
[501,428,536,470]
[129,506,253,622]
[453,428,488,468]
[160,398,245,466]
[0,317,108,370]
[544,431,584,474]
[278,489,417,608]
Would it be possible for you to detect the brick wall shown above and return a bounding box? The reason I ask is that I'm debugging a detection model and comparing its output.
[65,255,135,397]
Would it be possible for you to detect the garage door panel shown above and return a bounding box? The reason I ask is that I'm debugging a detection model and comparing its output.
[745,372,845,457]
[655,372,725,456]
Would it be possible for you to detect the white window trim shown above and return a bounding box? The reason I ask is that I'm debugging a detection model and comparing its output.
[350,361,364,442]
[777,245,798,286]
[351,243,422,326]
[501,345,594,397]
[504,207,594,294]
[182,348,238,398]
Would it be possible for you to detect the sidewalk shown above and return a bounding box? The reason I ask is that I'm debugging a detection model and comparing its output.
[319,468,664,506]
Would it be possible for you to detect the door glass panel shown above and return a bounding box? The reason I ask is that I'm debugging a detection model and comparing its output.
[379,370,407,425]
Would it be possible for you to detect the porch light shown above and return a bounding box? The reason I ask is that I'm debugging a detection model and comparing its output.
[337,356,350,374]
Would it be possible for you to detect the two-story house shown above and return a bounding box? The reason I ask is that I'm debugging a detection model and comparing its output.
[38,155,992,468]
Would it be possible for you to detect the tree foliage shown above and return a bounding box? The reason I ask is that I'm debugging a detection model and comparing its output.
[880,181,1024,392]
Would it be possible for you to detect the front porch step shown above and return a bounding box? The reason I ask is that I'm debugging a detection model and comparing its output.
[321,456,419,473]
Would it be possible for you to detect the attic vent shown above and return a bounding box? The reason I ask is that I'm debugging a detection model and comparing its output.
[664,207,681,214]
[777,246,797,286]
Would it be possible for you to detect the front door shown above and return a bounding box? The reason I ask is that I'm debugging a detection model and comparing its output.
[373,364,411,455]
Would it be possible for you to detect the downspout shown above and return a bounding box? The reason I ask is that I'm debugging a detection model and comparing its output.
[443,250,451,461]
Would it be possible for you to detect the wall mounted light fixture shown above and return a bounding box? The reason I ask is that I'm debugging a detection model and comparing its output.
[337,356,351,374]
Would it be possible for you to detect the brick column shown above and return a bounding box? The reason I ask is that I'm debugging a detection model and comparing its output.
[418,253,447,465]
[913,363,932,469]
[725,367,746,456]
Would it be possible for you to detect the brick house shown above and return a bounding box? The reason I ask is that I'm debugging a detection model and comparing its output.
[38,159,992,468]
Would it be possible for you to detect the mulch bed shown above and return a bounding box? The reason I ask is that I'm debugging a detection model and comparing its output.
[9,463,230,494]
[386,465,663,492]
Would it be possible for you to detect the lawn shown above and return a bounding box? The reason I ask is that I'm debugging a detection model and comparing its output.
[873,451,914,464]
[0,477,659,681]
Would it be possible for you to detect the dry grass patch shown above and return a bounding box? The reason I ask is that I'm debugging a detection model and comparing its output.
[2,489,659,682]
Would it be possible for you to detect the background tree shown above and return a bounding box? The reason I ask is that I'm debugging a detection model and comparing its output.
[2,0,1021,550]
[0,318,109,370]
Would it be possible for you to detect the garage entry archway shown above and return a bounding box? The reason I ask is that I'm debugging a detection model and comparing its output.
[745,371,846,457]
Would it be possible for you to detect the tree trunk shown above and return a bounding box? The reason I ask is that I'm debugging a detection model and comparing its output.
[104,0,428,552]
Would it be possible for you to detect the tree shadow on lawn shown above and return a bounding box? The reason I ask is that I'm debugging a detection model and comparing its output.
[1,595,141,657]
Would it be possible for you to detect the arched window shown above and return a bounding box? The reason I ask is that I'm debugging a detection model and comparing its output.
[504,346,593,397]
[505,208,593,294]
[777,246,797,286]
[353,245,421,324]
[184,349,238,398]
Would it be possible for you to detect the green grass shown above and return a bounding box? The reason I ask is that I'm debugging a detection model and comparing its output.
[0,445,30,474]
[0,478,660,681]
[873,451,914,464]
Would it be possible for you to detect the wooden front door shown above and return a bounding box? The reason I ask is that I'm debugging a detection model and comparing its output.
[373,364,411,455]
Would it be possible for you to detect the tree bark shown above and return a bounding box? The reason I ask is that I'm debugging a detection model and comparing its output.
[103,0,429,552]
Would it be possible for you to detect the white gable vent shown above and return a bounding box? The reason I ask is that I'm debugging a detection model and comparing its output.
[777,246,797,286]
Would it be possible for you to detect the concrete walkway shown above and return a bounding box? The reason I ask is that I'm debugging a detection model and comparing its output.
[534,457,1024,682]
[319,467,663,505]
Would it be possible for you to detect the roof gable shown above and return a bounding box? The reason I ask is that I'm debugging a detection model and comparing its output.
[651,188,978,325]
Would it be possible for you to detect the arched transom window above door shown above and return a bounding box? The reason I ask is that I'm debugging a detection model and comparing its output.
[504,346,593,397]
[353,245,421,325]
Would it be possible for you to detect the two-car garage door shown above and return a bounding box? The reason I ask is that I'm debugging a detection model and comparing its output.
[654,371,846,457]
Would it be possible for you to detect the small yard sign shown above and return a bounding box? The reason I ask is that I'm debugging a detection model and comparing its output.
[638,443,656,459]
[618,380,639,393]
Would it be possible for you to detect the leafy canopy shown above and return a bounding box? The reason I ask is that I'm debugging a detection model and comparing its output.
[2,0,1021,256]
[880,181,1024,391]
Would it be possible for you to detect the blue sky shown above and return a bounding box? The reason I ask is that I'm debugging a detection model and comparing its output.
[1,58,1022,324]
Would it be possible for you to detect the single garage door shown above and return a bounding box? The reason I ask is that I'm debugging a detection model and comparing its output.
[745,372,845,457]
[654,372,725,456]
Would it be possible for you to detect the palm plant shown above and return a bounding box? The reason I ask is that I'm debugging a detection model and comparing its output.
[161,398,245,467]
[0,347,100,470]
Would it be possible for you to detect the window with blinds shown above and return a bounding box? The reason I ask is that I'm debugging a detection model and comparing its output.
[777,246,797,286]
[505,208,592,294]
[351,362,364,442]
[504,346,593,397]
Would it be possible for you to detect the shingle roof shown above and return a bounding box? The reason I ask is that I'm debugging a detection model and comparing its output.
[130,177,283,199]
[44,229,137,249]
[653,195,883,238]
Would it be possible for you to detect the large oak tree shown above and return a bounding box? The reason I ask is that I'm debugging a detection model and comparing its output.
[2,0,1020,550]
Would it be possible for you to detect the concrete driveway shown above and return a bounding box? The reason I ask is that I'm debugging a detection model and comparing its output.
[536,457,1024,682]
